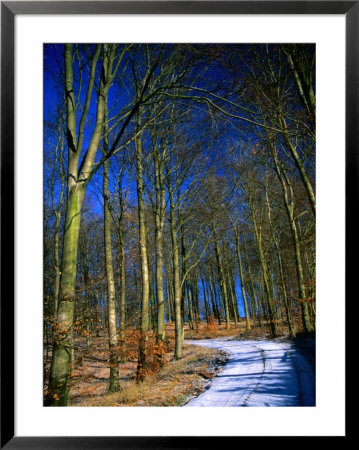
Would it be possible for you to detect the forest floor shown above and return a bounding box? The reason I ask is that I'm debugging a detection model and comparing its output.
[68,343,229,407]
[44,320,314,406]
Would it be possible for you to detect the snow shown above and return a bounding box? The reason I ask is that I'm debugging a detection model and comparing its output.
[184,338,315,407]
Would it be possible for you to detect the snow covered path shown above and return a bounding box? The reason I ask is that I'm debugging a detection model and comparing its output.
[184,338,315,407]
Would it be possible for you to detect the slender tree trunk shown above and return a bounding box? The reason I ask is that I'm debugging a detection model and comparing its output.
[202,278,211,323]
[103,139,120,391]
[186,284,194,330]
[233,232,251,331]
[221,242,238,325]
[228,276,239,326]
[180,223,188,330]
[192,272,200,326]
[242,237,260,327]
[154,146,166,348]
[135,110,150,381]
[118,230,126,348]
[81,244,92,349]
[264,184,296,338]
[168,187,183,360]
[248,202,277,337]
[147,246,156,331]
[166,262,174,322]
[52,144,65,321]
[212,226,230,330]
[208,269,221,325]
[96,290,101,336]
[270,144,314,333]
[53,212,61,321]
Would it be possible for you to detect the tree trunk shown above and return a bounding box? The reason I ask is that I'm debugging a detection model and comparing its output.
[46,185,84,406]
[235,233,251,331]
[202,278,211,323]
[168,187,183,360]
[212,225,230,329]
[103,152,120,391]
[135,110,150,381]
[249,202,277,337]
[208,269,221,325]
[118,229,126,350]
[242,237,260,327]
[154,145,166,349]
[52,142,65,322]
[270,143,314,333]
[264,183,296,338]
[46,44,119,405]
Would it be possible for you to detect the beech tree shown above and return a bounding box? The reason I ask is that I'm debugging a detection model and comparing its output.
[47,43,139,405]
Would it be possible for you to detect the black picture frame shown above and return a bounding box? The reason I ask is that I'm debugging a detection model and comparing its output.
[1,1,351,448]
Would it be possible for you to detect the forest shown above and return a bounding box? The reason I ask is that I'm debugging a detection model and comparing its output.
[43,43,315,407]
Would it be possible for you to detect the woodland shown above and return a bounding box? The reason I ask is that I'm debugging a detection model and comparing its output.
[43,44,316,406]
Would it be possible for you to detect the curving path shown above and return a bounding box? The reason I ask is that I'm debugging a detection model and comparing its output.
[184,338,315,407]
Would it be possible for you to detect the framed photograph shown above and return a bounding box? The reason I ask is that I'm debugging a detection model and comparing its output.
[1,1,351,447]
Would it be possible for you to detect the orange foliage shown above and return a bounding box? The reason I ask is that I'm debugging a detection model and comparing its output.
[206,316,218,336]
